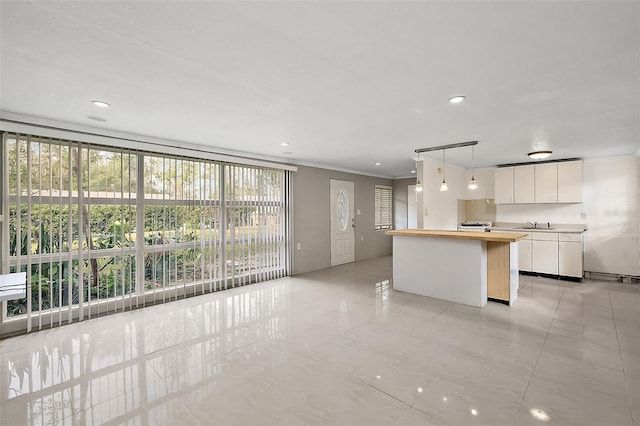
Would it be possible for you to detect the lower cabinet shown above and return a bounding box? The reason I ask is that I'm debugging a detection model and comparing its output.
[558,233,583,278]
[518,235,532,272]
[517,231,583,279]
[532,240,559,275]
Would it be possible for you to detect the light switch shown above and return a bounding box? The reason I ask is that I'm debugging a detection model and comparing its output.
[296,243,301,250]
[357,209,361,215]
[424,208,428,216]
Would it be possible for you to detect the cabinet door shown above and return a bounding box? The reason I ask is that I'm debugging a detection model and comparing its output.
[494,167,514,204]
[518,239,532,272]
[514,165,535,203]
[557,160,583,203]
[559,241,583,277]
[535,163,558,203]
[532,240,559,275]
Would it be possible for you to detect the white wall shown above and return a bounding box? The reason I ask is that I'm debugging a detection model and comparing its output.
[419,157,466,230]
[497,156,639,276]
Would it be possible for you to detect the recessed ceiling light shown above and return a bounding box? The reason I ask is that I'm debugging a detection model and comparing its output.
[470,409,478,416]
[86,115,107,122]
[528,150,552,160]
[529,408,551,422]
[448,95,466,104]
[375,162,381,166]
[92,100,110,108]
[411,170,416,173]
[281,142,290,146]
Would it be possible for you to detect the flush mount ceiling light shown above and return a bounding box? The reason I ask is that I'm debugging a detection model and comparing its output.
[468,144,478,190]
[528,150,552,160]
[440,149,449,192]
[92,100,110,108]
[448,95,466,104]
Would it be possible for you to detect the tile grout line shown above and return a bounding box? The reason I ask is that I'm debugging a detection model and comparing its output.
[610,290,637,426]
[512,286,564,425]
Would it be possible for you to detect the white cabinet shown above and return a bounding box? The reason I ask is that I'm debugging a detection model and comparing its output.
[557,160,583,203]
[494,161,583,205]
[534,163,558,203]
[514,165,535,204]
[559,233,583,278]
[518,234,532,272]
[494,167,514,204]
[531,232,559,275]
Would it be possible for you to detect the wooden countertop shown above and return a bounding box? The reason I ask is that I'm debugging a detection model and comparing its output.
[385,229,528,243]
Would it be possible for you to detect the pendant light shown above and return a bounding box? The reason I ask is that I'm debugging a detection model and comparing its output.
[468,144,478,190]
[415,152,423,192]
[440,149,449,192]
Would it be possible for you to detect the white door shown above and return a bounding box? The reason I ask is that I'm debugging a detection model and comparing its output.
[330,179,355,266]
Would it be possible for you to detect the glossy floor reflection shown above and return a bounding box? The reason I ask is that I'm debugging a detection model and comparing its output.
[1,256,639,425]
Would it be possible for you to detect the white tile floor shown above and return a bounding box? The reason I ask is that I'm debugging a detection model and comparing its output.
[0,256,639,425]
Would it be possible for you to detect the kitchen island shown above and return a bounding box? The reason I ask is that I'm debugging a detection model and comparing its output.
[385,229,527,307]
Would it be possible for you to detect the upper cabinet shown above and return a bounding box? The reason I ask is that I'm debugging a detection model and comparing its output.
[494,160,583,204]
[557,160,583,203]
[494,167,514,204]
[534,163,558,203]
[514,165,535,203]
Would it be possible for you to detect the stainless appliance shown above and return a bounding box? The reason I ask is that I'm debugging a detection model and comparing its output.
[457,220,493,232]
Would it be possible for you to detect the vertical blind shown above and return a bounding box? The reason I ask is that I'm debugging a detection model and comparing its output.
[1,132,291,335]
[374,185,393,230]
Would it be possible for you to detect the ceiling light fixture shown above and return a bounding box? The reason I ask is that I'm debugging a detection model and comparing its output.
[440,149,449,192]
[281,142,290,146]
[468,144,478,190]
[92,100,110,108]
[415,152,423,192]
[529,408,551,422]
[375,162,381,166]
[528,150,552,160]
[448,95,466,104]
[411,170,416,173]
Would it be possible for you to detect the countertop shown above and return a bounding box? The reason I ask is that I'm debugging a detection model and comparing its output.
[386,229,527,243]
[490,226,585,234]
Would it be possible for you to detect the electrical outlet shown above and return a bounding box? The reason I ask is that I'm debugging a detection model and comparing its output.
[357,209,361,215]
[296,243,301,250]
[580,212,587,219]
[424,208,428,216]
[360,236,364,242]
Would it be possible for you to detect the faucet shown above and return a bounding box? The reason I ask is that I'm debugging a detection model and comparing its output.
[527,221,537,229]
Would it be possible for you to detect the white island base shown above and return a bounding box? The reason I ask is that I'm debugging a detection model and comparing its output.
[387,230,525,308]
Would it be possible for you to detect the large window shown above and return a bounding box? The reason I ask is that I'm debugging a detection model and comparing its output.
[374,185,392,230]
[1,132,291,334]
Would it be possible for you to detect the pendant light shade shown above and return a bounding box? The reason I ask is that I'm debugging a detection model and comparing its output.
[468,145,478,190]
[440,149,449,192]
[415,182,423,192]
[468,176,478,190]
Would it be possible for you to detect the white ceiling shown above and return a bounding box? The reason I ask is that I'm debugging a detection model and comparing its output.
[1,1,638,178]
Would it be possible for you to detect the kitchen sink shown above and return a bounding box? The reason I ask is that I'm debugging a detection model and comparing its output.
[515,226,553,230]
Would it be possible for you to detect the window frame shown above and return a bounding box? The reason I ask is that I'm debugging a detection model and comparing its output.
[374,185,393,231]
